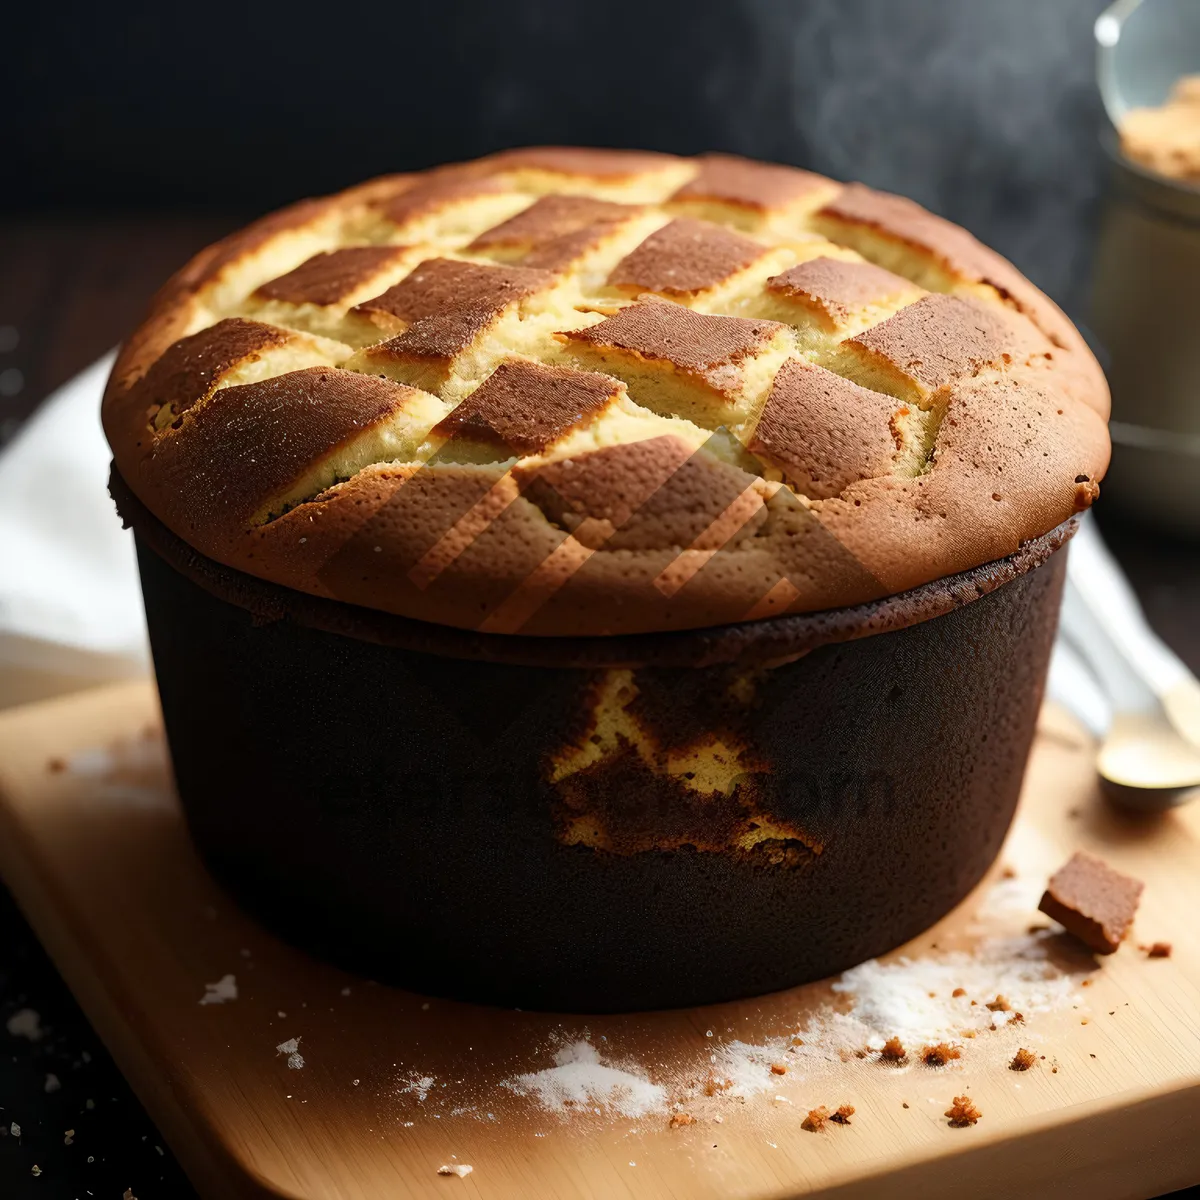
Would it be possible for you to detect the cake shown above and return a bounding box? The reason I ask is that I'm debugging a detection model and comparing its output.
[103,148,1108,637]
[104,151,1108,1010]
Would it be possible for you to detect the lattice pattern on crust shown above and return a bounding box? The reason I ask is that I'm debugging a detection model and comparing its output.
[103,149,1110,636]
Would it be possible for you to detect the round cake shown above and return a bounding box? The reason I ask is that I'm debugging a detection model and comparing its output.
[103,148,1109,637]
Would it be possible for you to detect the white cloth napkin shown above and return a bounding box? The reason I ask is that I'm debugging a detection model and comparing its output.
[0,354,149,708]
[0,356,1117,726]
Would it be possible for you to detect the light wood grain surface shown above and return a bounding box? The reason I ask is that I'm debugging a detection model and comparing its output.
[0,681,1196,1200]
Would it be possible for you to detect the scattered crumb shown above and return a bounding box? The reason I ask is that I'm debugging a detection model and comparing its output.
[1010,1048,1037,1072]
[879,1036,906,1062]
[10,1122,21,1137]
[770,1063,788,1075]
[6,1008,44,1041]
[945,1095,981,1127]
[63,1129,74,1145]
[902,1102,909,1109]
[436,1164,473,1178]
[47,757,66,773]
[276,1037,305,1069]
[951,988,966,998]
[124,1190,137,1200]
[802,1106,830,1132]
[1001,866,1017,879]
[31,1165,42,1177]
[790,1036,804,1047]
[922,1043,962,1067]
[986,995,1012,1012]
[1027,923,1049,935]
[44,1073,60,1093]
[1143,942,1172,959]
[669,1113,696,1128]
[199,974,238,1006]
[830,1104,855,1125]
[703,1076,732,1096]
[1081,979,1093,987]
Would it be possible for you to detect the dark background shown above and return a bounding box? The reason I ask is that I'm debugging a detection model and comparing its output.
[7,0,1110,320]
[10,3,1199,1198]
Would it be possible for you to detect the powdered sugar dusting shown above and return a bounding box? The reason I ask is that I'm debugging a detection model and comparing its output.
[399,1073,436,1102]
[276,1037,305,1069]
[502,1040,667,1117]
[830,932,1076,1043]
[6,1008,44,1041]
[199,974,238,1006]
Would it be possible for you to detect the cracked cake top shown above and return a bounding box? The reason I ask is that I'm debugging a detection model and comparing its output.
[103,148,1109,636]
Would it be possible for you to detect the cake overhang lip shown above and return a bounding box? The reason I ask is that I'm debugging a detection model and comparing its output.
[113,464,1078,671]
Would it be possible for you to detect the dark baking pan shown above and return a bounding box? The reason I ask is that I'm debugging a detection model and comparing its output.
[115,469,1072,1012]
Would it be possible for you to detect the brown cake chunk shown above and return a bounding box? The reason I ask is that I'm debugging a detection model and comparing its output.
[433,361,622,456]
[749,360,901,498]
[878,1036,907,1063]
[830,1105,855,1125]
[255,246,415,307]
[1038,852,1144,954]
[606,218,767,297]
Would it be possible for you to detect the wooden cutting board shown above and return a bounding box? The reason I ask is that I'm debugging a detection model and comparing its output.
[0,681,1197,1200]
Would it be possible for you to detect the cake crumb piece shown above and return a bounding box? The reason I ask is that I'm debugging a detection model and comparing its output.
[830,1105,855,1125]
[1010,1048,1037,1072]
[986,994,1012,1012]
[879,1036,907,1063]
[770,1063,788,1075]
[1038,852,1143,954]
[669,1113,696,1128]
[791,1036,804,1047]
[437,1163,474,1177]
[902,1102,909,1109]
[802,1106,830,1132]
[124,1191,137,1200]
[951,987,967,998]
[945,1095,981,1127]
[703,1076,732,1096]
[47,757,66,773]
[1143,942,1172,958]
[1001,866,1017,879]
[31,1165,42,1177]
[922,1043,961,1067]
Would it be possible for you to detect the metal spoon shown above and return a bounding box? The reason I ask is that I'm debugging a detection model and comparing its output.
[1057,518,1200,811]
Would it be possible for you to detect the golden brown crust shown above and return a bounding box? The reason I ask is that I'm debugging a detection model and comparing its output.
[103,147,1109,636]
[254,246,415,306]
[767,257,917,323]
[749,360,903,499]
[672,152,834,212]
[433,361,621,456]
[606,218,767,297]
